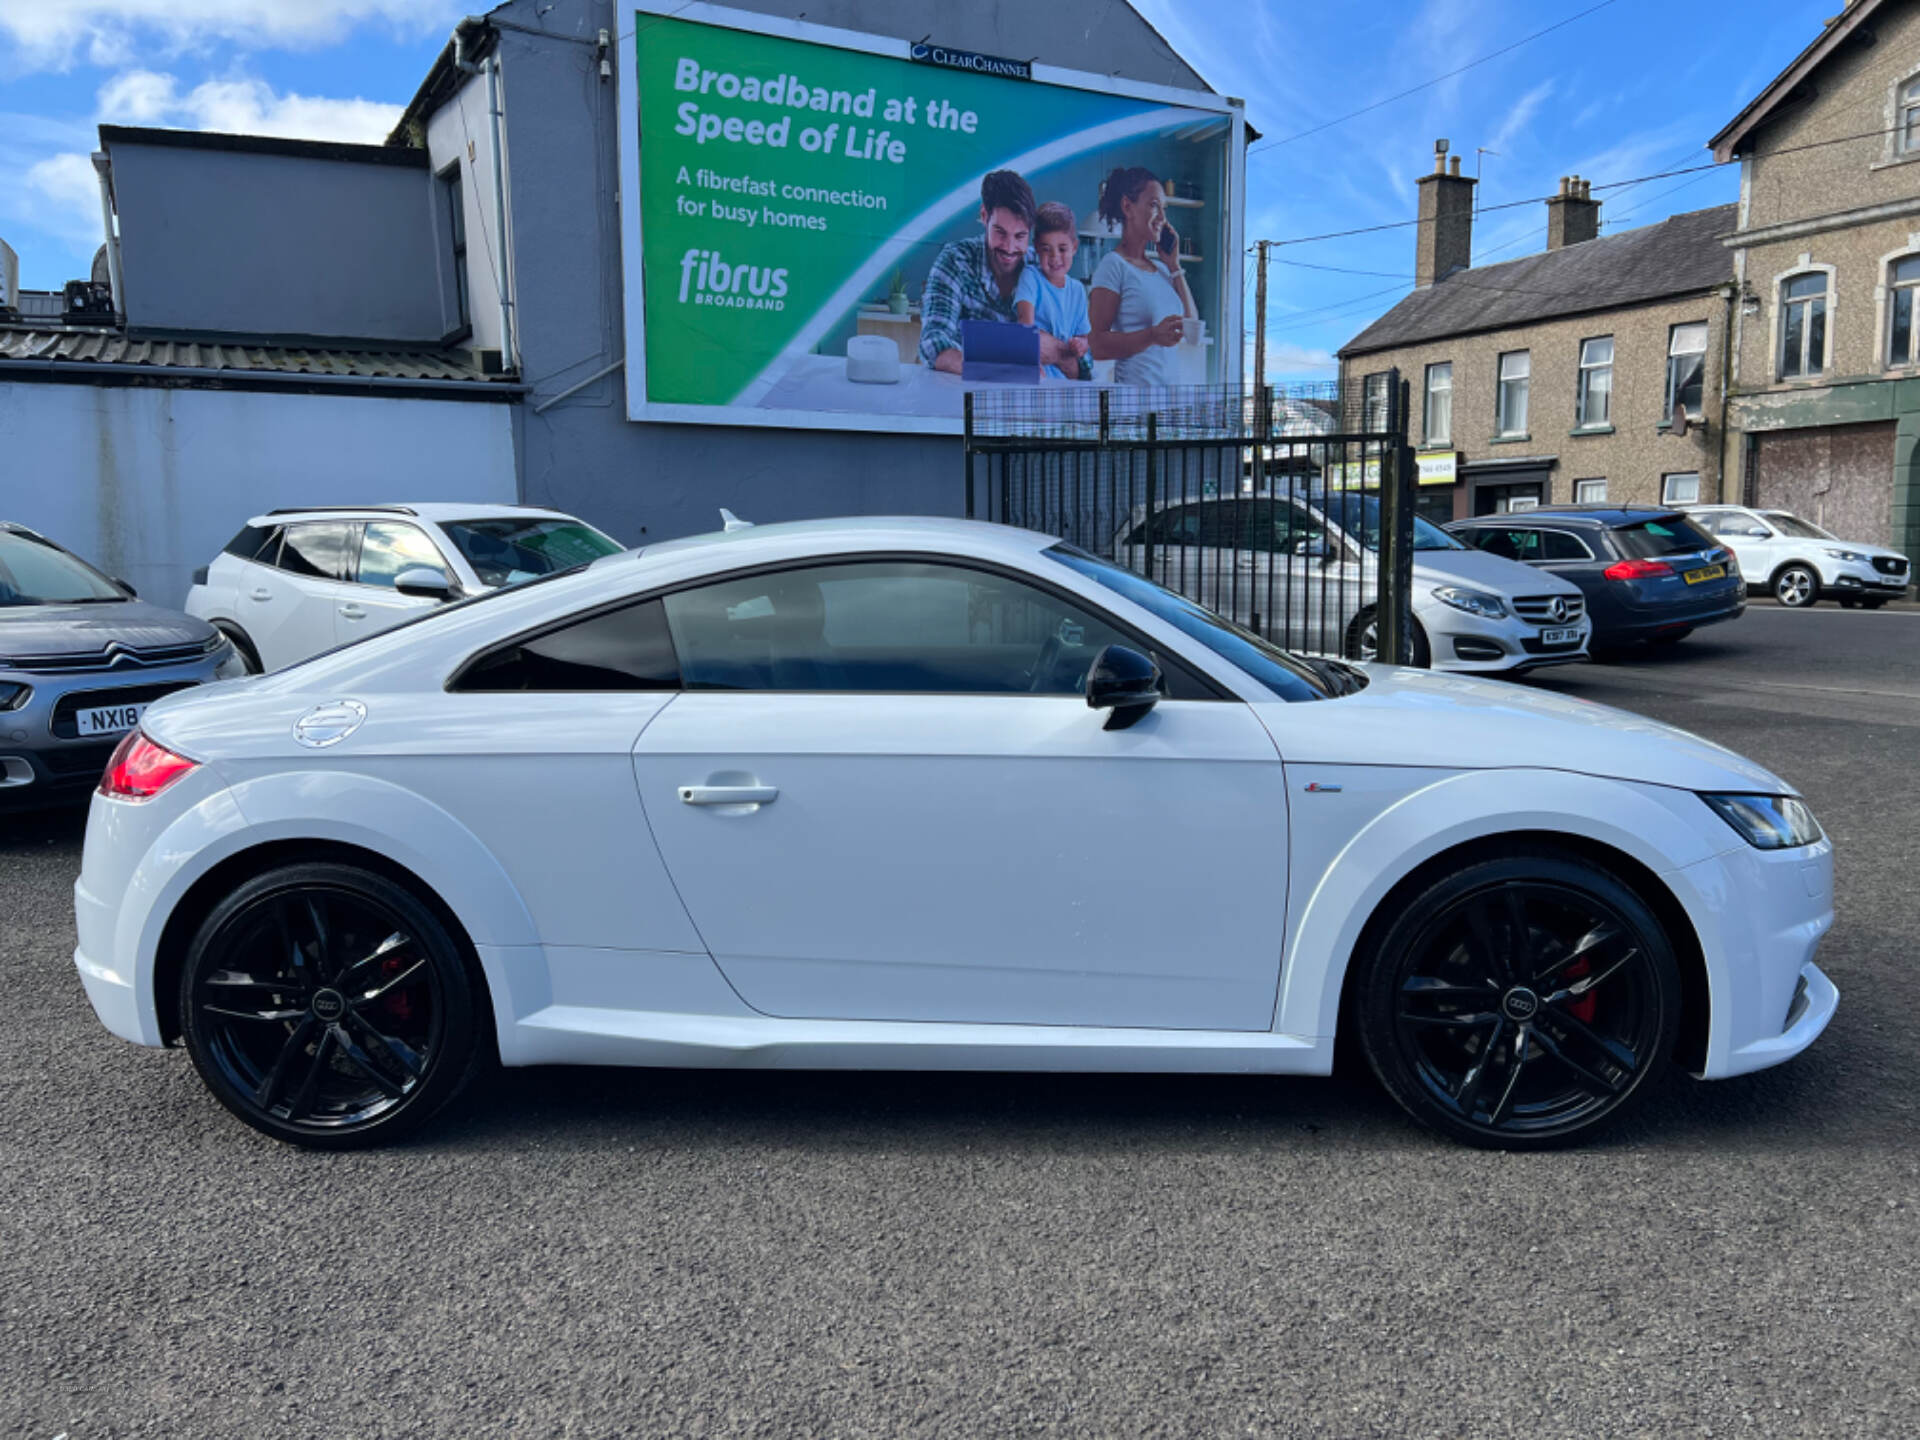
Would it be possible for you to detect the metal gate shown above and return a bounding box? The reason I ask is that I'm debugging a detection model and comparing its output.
[963,377,1419,664]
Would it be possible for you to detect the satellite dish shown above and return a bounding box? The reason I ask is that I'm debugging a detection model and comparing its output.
[90,244,110,287]
[1670,401,1691,439]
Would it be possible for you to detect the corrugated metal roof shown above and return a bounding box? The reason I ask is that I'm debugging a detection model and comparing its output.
[1341,203,1737,357]
[0,326,502,384]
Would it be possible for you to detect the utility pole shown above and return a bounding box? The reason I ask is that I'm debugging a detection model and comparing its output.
[1252,238,1269,396]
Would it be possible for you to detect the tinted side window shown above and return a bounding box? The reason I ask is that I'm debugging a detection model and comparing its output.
[1539,530,1592,561]
[661,560,1137,696]
[223,524,278,561]
[1469,528,1536,562]
[458,598,680,691]
[277,523,354,580]
[358,522,449,589]
[1611,518,1716,558]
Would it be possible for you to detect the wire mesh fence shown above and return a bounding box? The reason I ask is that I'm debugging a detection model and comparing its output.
[964,377,1417,662]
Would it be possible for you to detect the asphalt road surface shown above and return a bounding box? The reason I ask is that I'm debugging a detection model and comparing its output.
[3,605,1916,1439]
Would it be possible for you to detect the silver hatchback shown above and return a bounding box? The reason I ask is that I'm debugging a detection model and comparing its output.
[0,524,244,807]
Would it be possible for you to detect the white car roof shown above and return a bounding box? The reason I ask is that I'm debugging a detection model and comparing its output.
[638,515,1055,565]
[247,503,578,526]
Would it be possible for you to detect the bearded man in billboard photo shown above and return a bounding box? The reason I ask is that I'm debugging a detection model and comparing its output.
[919,169,1077,375]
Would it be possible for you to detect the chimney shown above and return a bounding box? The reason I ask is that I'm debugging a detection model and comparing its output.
[1546,175,1601,250]
[1415,141,1476,287]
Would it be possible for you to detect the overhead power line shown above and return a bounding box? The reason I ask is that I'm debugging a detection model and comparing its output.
[1248,0,1620,154]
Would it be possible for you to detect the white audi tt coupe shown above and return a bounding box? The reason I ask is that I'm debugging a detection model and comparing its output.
[73,517,1837,1150]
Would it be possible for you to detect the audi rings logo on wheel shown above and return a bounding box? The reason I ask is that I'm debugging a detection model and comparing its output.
[1503,988,1541,1021]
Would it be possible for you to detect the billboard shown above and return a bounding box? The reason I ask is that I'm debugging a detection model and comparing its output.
[617,3,1243,433]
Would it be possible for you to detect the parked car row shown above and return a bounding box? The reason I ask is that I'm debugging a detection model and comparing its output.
[1,504,622,808]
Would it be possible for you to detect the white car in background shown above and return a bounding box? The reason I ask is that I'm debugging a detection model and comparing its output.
[186,504,624,672]
[1115,493,1592,672]
[74,517,1834,1153]
[1683,504,1910,609]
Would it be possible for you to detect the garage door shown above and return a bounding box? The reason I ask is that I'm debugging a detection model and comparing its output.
[1752,422,1895,546]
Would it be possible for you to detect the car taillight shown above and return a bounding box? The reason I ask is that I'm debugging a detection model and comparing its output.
[1603,558,1675,581]
[99,730,198,801]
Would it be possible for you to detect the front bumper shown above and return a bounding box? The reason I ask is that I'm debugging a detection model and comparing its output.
[1822,560,1909,599]
[1423,605,1591,674]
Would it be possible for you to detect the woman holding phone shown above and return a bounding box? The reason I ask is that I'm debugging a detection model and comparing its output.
[1088,165,1198,387]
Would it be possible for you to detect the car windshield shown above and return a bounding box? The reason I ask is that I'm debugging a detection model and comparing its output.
[440,517,624,587]
[1763,512,1835,540]
[0,531,126,606]
[1610,516,1717,558]
[1045,544,1342,702]
[1307,492,1464,551]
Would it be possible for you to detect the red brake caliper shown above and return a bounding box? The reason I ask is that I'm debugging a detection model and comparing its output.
[1561,958,1598,1023]
[380,954,414,1022]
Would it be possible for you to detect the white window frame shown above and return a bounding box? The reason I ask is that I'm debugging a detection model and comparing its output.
[1665,322,1709,420]
[1573,478,1608,503]
[1496,350,1530,437]
[1362,372,1391,431]
[1904,77,1920,154]
[1423,361,1452,446]
[1576,336,1613,429]
[1772,262,1834,382]
[1661,472,1702,506]
[1881,248,1920,370]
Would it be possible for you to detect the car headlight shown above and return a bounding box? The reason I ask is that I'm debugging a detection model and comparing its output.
[1700,793,1823,850]
[1823,548,1867,563]
[1431,585,1508,620]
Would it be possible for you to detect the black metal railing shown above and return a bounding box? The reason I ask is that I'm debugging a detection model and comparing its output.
[964,377,1418,664]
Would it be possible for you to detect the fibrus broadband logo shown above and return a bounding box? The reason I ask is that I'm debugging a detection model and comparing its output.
[678,250,789,310]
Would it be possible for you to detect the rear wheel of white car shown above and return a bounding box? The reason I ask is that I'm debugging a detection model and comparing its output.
[1773,564,1819,608]
[1354,851,1680,1150]
[179,862,485,1148]
[1343,608,1431,668]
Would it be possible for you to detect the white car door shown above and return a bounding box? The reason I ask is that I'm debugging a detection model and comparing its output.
[630,557,1291,1032]
[336,520,455,644]
[237,522,354,670]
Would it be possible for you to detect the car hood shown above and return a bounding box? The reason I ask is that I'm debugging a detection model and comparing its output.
[0,600,215,664]
[1266,665,1789,793]
[1411,547,1581,596]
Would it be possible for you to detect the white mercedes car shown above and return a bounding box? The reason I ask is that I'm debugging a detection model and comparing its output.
[74,517,1836,1150]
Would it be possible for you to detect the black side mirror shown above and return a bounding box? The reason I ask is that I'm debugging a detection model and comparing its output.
[394,566,457,602]
[1086,644,1162,730]
[115,578,138,598]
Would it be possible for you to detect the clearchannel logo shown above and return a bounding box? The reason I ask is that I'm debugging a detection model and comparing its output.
[676,249,790,310]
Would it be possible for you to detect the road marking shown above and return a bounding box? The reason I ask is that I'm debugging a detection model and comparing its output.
[1737,679,1920,701]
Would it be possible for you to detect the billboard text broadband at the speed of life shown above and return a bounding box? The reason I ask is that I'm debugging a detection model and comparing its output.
[618,3,1243,433]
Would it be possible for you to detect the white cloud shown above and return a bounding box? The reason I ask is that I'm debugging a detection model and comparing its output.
[1489,81,1554,154]
[95,68,402,142]
[0,0,459,73]
[22,152,108,250]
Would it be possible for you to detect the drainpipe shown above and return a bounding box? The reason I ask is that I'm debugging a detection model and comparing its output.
[451,18,516,370]
[89,151,125,319]
[1717,280,1736,503]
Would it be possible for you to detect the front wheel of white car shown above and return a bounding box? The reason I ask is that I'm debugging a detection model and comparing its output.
[179,862,487,1148]
[1353,850,1681,1149]
[1773,564,1820,608]
[1343,607,1431,668]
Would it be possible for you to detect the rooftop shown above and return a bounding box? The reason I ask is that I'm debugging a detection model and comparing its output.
[1341,203,1737,358]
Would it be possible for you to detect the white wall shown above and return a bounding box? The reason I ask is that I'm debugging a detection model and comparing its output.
[426,66,511,358]
[0,383,517,609]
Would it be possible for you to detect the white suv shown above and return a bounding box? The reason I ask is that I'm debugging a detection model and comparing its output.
[186,504,625,672]
[1683,504,1910,609]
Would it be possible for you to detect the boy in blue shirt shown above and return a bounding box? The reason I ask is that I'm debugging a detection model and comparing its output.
[1015,202,1093,381]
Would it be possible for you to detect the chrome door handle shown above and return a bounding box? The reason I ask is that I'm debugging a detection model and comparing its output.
[679,784,778,806]
[250,588,272,601]
[339,604,367,620]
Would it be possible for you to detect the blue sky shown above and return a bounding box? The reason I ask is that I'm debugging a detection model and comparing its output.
[1,0,1837,376]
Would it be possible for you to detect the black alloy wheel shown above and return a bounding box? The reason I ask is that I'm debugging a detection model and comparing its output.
[1355,851,1680,1149]
[180,863,485,1147]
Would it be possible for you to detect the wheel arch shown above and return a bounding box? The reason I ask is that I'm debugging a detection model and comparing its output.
[1278,769,1721,1070]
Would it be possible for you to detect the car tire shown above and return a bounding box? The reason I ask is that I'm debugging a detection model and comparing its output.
[214,622,263,674]
[1772,564,1820,608]
[1343,608,1431,668]
[179,862,488,1149]
[1352,849,1681,1150]
[1861,599,1889,610]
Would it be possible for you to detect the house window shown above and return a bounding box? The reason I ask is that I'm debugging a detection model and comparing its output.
[1574,478,1608,503]
[1576,336,1613,428]
[1662,472,1701,506]
[440,165,470,336]
[1424,362,1452,445]
[1889,256,1920,367]
[1496,350,1530,436]
[1902,77,1920,154]
[1779,273,1828,379]
[1363,372,1390,431]
[1666,322,1708,419]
